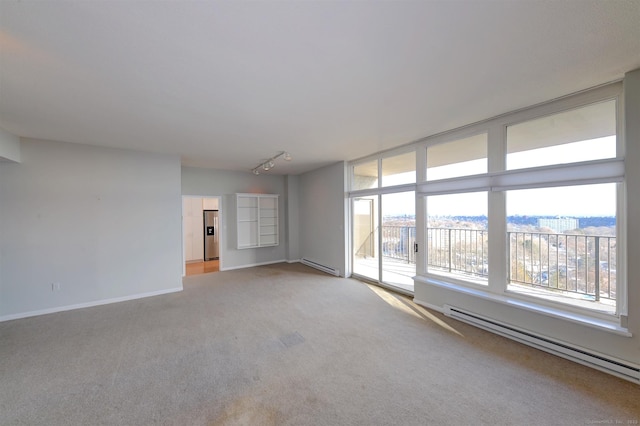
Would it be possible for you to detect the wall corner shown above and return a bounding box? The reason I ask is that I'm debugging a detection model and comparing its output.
[0,128,21,163]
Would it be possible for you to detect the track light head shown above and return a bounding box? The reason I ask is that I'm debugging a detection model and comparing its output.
[251,151,292,175]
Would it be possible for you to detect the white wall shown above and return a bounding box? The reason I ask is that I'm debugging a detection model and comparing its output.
[0,139,183,320]
[414,69,640,367]
[285,175,300,261]
[298,162,347,276]
[202,198,219,210]
[181,166,288,270]
[0,127,20,163]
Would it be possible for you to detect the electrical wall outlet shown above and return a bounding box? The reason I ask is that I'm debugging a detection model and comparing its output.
[51,282,61,291]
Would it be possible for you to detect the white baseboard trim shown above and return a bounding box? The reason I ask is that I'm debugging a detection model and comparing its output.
[0,286,183,323]
[287,259,302,264]
[219,259,288,272]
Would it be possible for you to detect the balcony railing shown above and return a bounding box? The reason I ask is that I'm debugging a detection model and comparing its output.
[382,226,616,302]
[427,228,488,278]
[508,231,616,302]
[382,225,417,264]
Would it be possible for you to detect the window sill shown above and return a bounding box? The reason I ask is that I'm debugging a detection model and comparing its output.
[414,275,631,337]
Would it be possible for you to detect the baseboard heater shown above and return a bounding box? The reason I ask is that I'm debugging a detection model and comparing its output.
[443,305,640,384]
[300,258,340,276]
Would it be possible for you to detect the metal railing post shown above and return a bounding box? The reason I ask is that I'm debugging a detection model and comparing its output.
[406,226,410,264]
[448,228,452,272]
[507,232,511,282]
[594,236,600,302]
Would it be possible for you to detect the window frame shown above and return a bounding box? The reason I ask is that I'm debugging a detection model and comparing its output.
[348,81,626,330]
[416,82,625,324]
[348,146,419,294]
[350,145,418,193]
[426,132,489,181]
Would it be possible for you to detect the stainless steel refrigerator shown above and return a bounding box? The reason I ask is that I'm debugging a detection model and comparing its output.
[204,210,219,260]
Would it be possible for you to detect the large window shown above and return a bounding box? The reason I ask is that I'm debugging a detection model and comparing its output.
[426,192,488,284]
[353,195,379,281]
[501,99,620,314]
[382,191,415,292]
[427,133,487,180]
[506,100,616,170]
[382,151,416,186]
[350,151,416,293]
[506,184,617,314]
[352,160,378,190]
[415,83,623,319]
[424,134,489,285]
[350,82,624,323]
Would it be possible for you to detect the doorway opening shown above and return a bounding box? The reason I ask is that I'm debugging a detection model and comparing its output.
[186,259,219,276]
[182,196,222,276]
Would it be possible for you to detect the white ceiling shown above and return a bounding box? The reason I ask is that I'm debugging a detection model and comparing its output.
[1,1,639,176]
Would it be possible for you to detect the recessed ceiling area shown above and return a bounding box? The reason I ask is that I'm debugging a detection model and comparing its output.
[1,1,639,175]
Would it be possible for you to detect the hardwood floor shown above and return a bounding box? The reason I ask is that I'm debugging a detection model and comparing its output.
[185,260,219,276]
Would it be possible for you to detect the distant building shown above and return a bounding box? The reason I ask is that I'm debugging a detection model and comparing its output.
[538,217,579,232]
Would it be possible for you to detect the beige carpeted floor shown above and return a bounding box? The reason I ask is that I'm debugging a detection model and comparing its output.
[1,262,638,425]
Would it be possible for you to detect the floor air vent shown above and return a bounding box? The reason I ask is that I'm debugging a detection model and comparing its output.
[444,305,640,384]
[300,258,340,276]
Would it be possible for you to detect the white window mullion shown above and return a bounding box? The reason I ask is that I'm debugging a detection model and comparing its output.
[487,124,507,294]
[491,159,624,192]
[416,146,427,276]
[417,175,491,196]
[376,157,382,283]
[616,181,628,319]
[417,159,623,197]
[350,182,416,198]
[377,194,383,283]
[616,93,627,319]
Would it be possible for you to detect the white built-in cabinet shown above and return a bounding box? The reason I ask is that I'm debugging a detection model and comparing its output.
[236,193,279,249]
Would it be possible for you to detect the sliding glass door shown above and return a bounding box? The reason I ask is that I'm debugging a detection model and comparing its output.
[381,192,415,292]
[351,150,417,293]
[353,196,379,281]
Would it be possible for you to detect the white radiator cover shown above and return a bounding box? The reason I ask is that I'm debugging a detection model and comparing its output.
[300,258,340,276]
[444,305,640,384]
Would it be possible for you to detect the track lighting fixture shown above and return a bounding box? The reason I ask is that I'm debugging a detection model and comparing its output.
[251,151,292,175]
